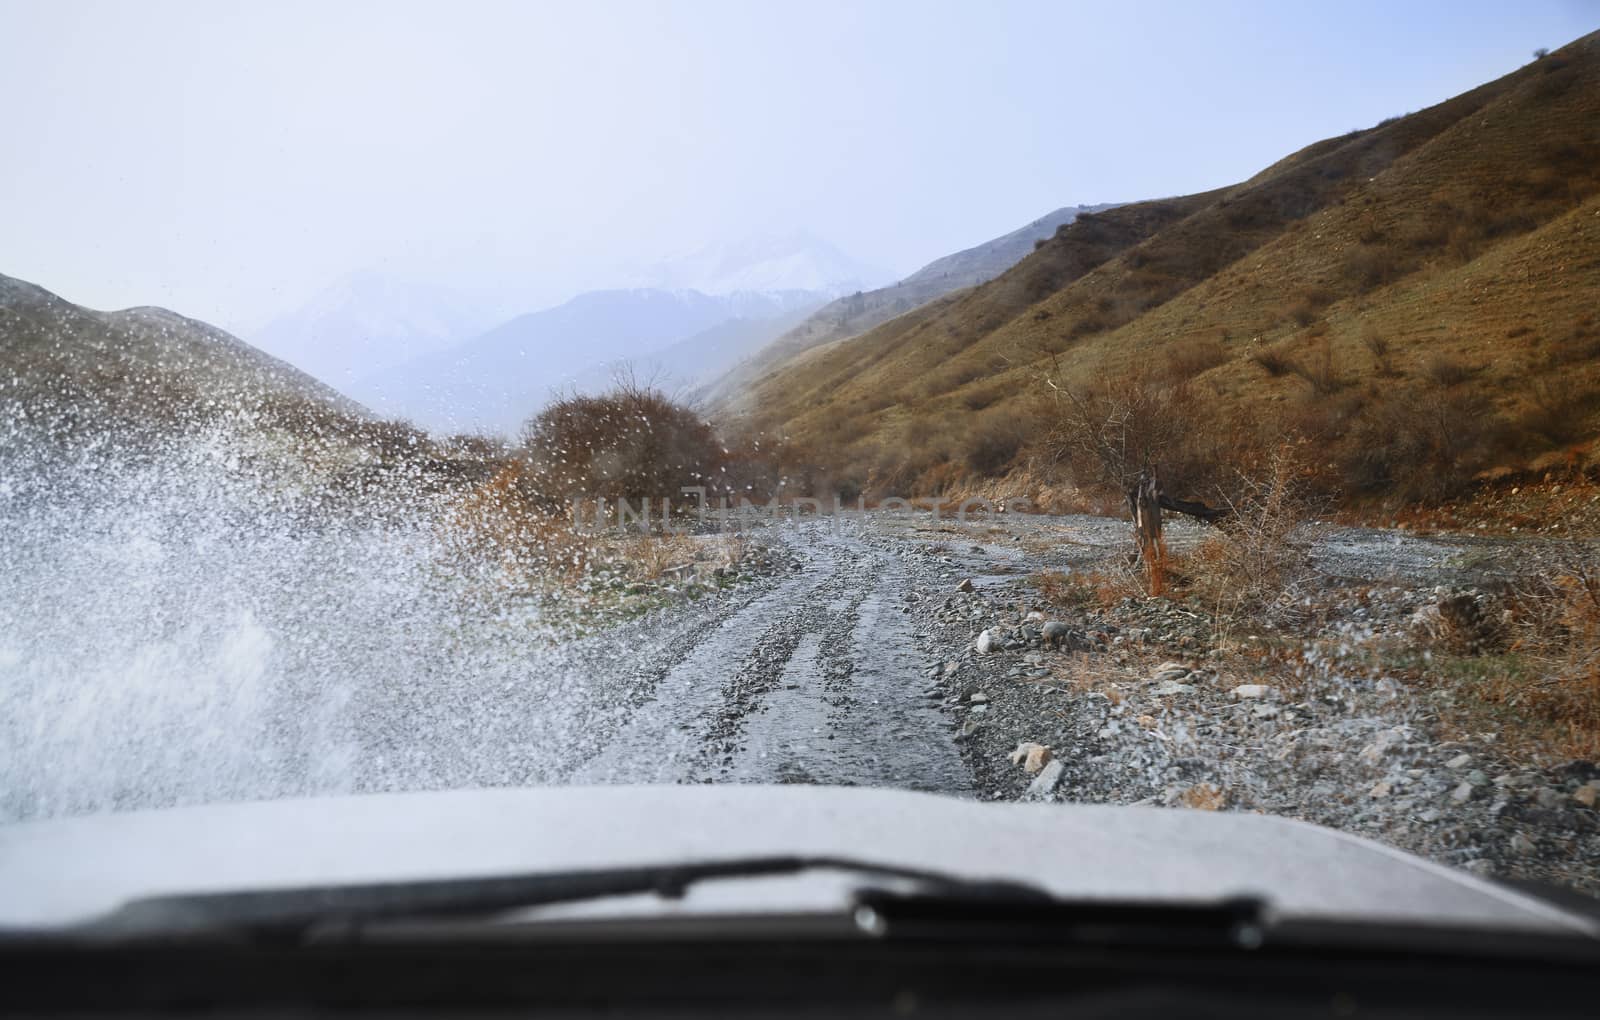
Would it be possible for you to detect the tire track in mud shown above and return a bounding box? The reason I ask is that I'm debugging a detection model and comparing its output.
[566,524,973,794]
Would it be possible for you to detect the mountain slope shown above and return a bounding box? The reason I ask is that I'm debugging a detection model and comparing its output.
[732,32,1600,503]
[1,272,369,437]
[703,204,1116,411]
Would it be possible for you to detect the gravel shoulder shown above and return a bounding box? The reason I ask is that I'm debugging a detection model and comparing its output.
[851,511,1600,897]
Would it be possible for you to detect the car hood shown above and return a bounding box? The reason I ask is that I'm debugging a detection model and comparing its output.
[0,784,1592,934]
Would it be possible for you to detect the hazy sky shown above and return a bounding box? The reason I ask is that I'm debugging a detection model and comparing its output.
[2,0,1594,330]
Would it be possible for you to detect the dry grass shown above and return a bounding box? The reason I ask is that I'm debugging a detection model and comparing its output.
[1030,566,1143,611]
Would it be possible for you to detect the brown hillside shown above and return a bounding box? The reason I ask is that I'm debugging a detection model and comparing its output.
[728,31,1600,507]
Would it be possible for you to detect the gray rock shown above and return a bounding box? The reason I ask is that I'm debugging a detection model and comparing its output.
[1358,727,1407,767]
[1154,680,1197,696]
[1040,621,1074,647]
[1231,684,1272,700]
[1446,753,1472,769]
[975,629,998,654]
[1450,782,1475,803]
[1509,832,1537,856]
[1023,759,1065,801]
[968,691,990,704]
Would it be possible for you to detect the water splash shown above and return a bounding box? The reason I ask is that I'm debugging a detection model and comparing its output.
[0,417,558,821]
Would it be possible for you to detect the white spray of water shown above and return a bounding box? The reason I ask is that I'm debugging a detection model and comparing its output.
[0,418,611,822]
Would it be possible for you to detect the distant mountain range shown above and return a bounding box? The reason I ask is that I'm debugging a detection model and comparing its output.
[351,288,822,436]
[250,233,886,435]
[253,271,495,387]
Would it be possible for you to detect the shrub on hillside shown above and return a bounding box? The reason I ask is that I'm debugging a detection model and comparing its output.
[1340,243,1408,292]
[1340,385,1506,502]
[520,380,725,500]
[1163,336,1228,384]
[963,411,1028,477]
[1518,377,1600,446]
[1251,347,1294,377]
[1287,337,1347,395]
[1423,353,1476,387]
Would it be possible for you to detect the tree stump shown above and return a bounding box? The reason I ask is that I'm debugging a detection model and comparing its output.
[1128,470,1167,596]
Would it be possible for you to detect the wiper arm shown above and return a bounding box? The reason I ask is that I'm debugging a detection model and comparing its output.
[82,855,1066,942]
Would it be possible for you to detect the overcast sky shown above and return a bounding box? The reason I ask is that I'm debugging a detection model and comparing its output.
[1,0,1594,330]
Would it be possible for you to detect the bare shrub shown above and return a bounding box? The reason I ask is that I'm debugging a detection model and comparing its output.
[1251,347,1294,377]
[1341,386,1505,501]
[1550,316,1600,365]
[1492,544,1600,758]
[961,381,1007,411]
[1163,336,1228,384]
[1283,285,1333,327]
[1361,325,1394,375]
[1519,376,1599,445]
[1423,353,1476,387]
[440,461,594,582]
[1341,243,1407,292]
[1287,337,1346,395]
[520,378,726,499]
[619,531,700,581]
[962,411,1028,477]
[1044,377,1189,493]
[1182,447,1320,629]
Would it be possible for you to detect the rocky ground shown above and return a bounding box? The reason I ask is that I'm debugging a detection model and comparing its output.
[856,512,1600,897]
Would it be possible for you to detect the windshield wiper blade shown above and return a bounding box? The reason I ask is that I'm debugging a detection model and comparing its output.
[81,855,1064,941]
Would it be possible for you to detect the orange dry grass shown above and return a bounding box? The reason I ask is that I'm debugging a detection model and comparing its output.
[1515,564,1600,757]
[441,462,593,581]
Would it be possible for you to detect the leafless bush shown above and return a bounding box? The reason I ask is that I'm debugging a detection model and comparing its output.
[1044,377,1188,493]
[1519,376,1598,445]
[1251,348,1294,377]
[963,410,1028,477]
[1424,353,1476,387]
[1182,447,1321,629]
[439,461,594,583]
[1341,386,1505,502]
[1495,543,1600,757]
[1361,326,1394,375]
[1287,337,1346,395]
[1341,243,1407,291]
[520,376,726,500]
[1162,336,1228,384]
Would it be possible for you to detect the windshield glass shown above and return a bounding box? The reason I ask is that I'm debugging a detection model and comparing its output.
[2,0,1598,929]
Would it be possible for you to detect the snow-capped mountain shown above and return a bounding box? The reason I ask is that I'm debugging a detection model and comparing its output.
[253,271,495,388]
[634,232,892,297]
